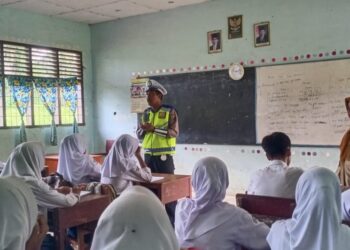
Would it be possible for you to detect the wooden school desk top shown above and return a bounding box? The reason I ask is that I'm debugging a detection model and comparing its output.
[138,173,192,204]
[48,194,110,250]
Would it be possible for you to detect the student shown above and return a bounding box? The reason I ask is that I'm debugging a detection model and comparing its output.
[341,188,350,221]
[247,132,303,198]
[0,141,79,215]
[0,176,48,250]
[100,134,152,194]
[57,134,101,185]
[267,167,350,250]
[91,186,179,250]
[175,157,270,250]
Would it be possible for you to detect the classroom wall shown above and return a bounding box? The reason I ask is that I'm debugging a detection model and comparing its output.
[90,0,350,195]
[0,7,94,160]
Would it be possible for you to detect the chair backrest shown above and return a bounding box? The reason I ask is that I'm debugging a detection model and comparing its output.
[236,193,296,219]
[105,140,115,155]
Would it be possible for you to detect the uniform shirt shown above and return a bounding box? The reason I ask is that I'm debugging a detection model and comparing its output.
[100,134,152,194]
[267,167,350,250]
[247,160,303,199]
[175,157,270,250]
[1,141,78,215]
[137,105,179,139]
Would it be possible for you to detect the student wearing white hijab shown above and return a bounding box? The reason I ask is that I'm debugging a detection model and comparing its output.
[57,134,101,184]
[267,167,350,250]
[0,176,48,250]
[100,134,152,194]
[175,157,270,250]
[0,141,79,215]
[341,188,350,221]
[91,185,179,250]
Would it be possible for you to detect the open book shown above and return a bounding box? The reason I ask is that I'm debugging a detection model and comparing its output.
[79,190,92,198]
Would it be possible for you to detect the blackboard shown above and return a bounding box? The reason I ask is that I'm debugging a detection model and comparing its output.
[152,68,256,145]
[256,59,350,146]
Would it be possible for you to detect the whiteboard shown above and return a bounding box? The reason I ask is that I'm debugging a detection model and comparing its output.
[256,59,350,146]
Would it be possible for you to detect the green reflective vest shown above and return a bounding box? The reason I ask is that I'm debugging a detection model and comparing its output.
[142,106,176,155]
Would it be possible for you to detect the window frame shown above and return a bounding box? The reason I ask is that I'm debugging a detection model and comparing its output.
[0,40,85,128]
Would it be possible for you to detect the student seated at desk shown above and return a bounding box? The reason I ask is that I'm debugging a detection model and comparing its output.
[175,157,270,250]
[0,176,48,250]
[0,141,79,215]
[91,186,179,250]
[57,134,101,185]
[100,134,152,194]
[267,167,350,250]
[247,132,303,199]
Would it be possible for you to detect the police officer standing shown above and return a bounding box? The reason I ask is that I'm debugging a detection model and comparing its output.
[137,79,179,226]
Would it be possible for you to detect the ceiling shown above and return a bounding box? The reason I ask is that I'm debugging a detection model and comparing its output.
[0,0,210,24]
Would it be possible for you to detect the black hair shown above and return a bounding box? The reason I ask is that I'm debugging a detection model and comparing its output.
[261,132,291,158]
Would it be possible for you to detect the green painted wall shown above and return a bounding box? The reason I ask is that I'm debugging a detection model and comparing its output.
[0,7,94,160]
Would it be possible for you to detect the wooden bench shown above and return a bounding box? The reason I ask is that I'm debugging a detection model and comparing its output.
[236,193,296,227]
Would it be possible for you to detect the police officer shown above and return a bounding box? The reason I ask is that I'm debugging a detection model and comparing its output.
[137,79,179,225]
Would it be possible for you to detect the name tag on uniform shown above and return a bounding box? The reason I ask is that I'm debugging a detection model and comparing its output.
[158,111,166,119]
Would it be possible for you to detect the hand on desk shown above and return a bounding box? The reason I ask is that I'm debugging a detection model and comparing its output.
[56,186,81,195]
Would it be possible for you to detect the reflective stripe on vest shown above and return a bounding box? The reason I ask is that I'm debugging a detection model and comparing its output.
[142,107,176,155]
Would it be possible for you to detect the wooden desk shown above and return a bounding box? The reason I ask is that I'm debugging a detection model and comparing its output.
[45,154,104,175]
[139,173,191,204]
[48,194,110,250]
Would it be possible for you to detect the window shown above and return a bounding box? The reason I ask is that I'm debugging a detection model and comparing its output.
[0,41,84,127]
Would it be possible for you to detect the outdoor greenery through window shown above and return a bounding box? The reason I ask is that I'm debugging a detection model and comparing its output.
[0,41,84,128]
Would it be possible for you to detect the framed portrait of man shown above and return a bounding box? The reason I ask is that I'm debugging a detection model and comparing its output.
[254,22,270,47]
[207,30,222,54]
[228,15,243,39]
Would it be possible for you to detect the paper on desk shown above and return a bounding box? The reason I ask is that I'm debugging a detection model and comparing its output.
[151,176,164,182]
[79,190,91,197]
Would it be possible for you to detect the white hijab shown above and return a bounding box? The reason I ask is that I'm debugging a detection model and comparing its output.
[0,176,38,250]
[175,157,233,242]
[0,141,46,192]
[91,186,179,250]
[57,134,97,183]
[101,134,139,178]
[267,167,350,250]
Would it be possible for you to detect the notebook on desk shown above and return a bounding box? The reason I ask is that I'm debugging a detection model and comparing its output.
[79,190,92,198]
[151,176,164,182]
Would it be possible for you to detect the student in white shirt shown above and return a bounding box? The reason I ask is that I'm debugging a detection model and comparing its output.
[175,156,270,250]
[100,134,152,194]
[267,167,350,250]
[57,134,101,184]
[247,132,303,198]
[0,141,79,215]
[91,185,179,250]
[0,176,48,250]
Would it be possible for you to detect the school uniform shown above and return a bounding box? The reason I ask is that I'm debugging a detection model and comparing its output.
[1,141,78,214]
[267,167,350,250]
[57,134,101,184]
[247,160,303,198]
[91,186,179,250]
[0,176,38,250]
[175,157,270,250]
[100,134,152,194]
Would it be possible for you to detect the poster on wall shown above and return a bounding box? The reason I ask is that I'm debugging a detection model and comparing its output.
[130,78,149,113]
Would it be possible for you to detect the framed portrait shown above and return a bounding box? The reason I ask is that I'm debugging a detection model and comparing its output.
[207,30,222,54]
[228,15,243,39]
[254,21,270,47]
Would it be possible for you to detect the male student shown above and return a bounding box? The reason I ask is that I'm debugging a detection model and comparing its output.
[137,79,179,226]
[247,132,303,198]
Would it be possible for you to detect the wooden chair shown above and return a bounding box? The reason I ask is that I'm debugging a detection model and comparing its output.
[236,193,296,226]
